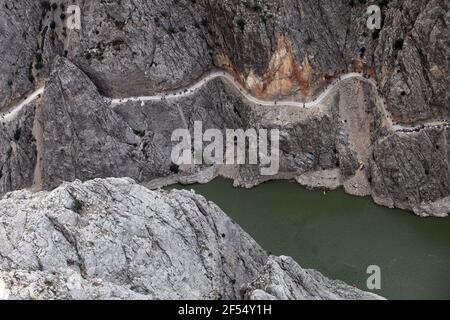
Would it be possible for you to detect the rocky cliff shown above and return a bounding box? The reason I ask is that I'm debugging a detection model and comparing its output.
[0,178,383,300]
[0,1,448,216]
[10,0,448,121]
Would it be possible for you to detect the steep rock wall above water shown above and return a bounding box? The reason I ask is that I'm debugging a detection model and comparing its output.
[0,177,382,300]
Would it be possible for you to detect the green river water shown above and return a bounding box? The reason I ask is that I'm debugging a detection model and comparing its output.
[169,178,450,300]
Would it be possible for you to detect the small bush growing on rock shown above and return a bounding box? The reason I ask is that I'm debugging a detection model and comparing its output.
[236,17,246,32]
[72,198,83,212]
[68,191,84,213]
[112,39,124,50]
[132,128,146,137]
[393,38,404,50]
[170,163,180,174]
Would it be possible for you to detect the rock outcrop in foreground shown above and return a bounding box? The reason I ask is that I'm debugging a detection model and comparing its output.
[0,178,382,300]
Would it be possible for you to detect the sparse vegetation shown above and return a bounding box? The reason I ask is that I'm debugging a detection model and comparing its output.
[67,191,84,212]
[132,128,146,137]
[378,0,390,8]
[14,127,21,141]
[35,52,44,69]
[360,47,366,58]
[244,0,262,12]
[253,2,263,12]
[168,26,176,34]
[112,39,124,51]
[393,38,404,50]
[372,29,380,40]
[236,16,246,32]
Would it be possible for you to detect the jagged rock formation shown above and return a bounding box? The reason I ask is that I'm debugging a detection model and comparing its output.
[0,1,448,217]
[0,55,448,216]
[0,1,42,109]
[42,0,450,123]
[38,58,141,190]
[2,1,447,121]
[0,103,37,194]
[0,178,382,300]
[370,128,450,217]
[242,256,382,300]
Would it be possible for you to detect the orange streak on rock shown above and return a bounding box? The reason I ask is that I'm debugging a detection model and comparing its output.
[216,35,315,100]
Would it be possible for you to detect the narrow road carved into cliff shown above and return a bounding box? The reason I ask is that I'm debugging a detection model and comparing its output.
[1,71,448,134]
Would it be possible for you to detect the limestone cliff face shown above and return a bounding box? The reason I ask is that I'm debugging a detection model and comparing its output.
[0,178,382,300]
[0,55,448,217]
[2,0,447,122]
[0,0,448,217]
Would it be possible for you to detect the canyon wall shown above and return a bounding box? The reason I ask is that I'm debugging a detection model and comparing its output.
[0,177,383,300]
[0,0,448,217]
